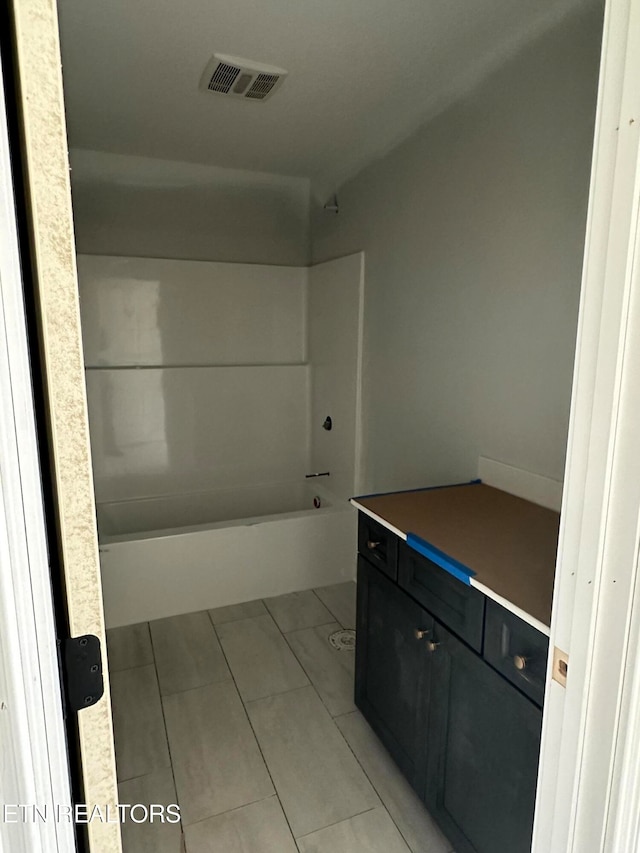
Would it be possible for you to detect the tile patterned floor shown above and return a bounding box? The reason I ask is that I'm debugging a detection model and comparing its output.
[107,582,454,853]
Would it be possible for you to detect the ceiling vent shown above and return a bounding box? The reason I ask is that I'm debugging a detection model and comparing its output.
[200,54,288,102]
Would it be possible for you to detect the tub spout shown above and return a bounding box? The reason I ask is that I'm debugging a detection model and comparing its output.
[305,472,330,478]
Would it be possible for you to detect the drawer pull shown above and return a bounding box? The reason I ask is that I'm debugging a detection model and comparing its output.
[513,655,528,671]
[427,641,440,653]
[414,628,430,640]
[367,540,381,551]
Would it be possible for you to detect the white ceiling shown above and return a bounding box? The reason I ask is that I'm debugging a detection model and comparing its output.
[57,0,583,195]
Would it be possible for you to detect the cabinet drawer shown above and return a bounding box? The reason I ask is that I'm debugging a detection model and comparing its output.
[358,513,398,580]
[483,599,549,707]
[398,542,485,652]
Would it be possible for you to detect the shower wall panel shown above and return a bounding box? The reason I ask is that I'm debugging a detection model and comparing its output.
[78,255,307,366]
[308,252,364,501]
[78,255,310,503]
[85,365,309,503]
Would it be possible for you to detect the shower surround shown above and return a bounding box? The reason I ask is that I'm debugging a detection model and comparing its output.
[78,253,364,627]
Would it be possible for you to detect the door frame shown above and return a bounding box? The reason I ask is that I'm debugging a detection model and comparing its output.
[6,1,121,851]
[533,0,640,850]
[0,31,75,853]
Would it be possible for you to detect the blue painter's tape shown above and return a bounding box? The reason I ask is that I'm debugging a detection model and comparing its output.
[406,532,475,586]
[352,479,482,502]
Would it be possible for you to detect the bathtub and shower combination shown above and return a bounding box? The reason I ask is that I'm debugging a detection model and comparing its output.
[80,253,364,628]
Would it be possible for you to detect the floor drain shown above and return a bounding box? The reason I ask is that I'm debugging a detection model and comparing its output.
[329,629,356,651]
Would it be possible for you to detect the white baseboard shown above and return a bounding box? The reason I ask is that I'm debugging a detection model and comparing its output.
[478,456,563,512]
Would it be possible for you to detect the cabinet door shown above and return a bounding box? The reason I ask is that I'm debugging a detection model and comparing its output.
[355,556,433,795]
[426,623,542,853]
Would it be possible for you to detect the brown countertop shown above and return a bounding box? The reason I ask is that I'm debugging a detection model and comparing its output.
[352,483,560,631]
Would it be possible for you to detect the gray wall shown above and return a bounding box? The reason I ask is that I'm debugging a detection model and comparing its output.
[70,151,311,266]
[311,4,603,493]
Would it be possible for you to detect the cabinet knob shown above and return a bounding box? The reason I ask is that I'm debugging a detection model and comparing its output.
[513,654,528,671]
[367,540,381,551]
[414,628,430,640]
[427,641,440,653]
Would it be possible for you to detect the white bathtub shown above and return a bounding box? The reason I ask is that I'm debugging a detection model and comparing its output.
[98,482,357,627]
[97,481,338,540]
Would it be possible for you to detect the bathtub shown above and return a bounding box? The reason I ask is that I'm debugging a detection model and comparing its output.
[98,481,357,628]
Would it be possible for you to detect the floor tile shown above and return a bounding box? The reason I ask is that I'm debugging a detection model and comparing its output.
[336,712,451,853]
[314,582,357,630]
[298,806,411,852]
[208,599,267,625]
[118,768,182,853]
[246,685,379,837]
[264,590,334,633]
[286,622,356,716]
[107,623,153,673]
[111,665,170,782]
[216,614,308,701]
[184,796,297,853]
[150,611,231,696]
[163,681,273,825]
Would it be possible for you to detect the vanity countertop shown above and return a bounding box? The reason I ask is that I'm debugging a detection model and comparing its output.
[351,482,560,634]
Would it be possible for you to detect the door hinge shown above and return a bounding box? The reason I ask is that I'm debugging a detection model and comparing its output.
[60,635,104,713]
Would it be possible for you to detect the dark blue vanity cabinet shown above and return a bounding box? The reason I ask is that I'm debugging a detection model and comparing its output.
[355,514,548,853]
